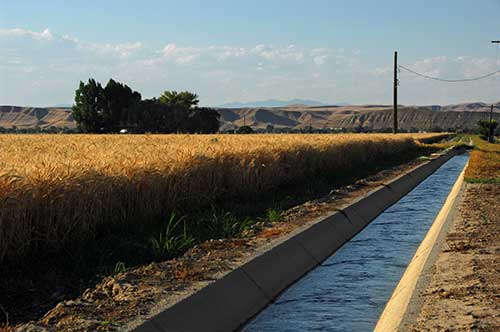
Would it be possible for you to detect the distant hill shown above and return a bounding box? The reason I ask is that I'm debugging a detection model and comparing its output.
[217,99,338,108]
[0,101,498,132]
[216,102,500,132]
[0,106,75,130]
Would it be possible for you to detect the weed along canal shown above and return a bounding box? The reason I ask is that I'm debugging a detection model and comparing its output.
[242,154,469,332]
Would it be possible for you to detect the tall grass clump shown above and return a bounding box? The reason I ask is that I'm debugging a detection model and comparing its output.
[0,133,442,266]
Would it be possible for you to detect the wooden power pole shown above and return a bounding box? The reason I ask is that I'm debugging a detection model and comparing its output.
[393,51,398,134]
[490,104,494,142]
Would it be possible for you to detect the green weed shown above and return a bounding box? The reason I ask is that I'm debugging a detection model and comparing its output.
[267,208,282,222]
[113,262,126,274]
[150,212,195,261]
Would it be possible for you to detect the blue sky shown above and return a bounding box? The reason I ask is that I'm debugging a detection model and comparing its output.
[1,0,499,106]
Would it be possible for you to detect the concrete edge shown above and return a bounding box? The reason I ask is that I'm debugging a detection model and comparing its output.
[398,179,467,331]
[373,158,468,332]
[132,147,465,332]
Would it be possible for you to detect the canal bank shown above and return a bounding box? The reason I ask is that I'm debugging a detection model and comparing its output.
[405,136,500,332]
[374,157,467,332]
[242,153,469,332]
[127,147,467,332]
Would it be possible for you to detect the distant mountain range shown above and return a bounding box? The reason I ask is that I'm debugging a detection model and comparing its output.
[217,99,349,108]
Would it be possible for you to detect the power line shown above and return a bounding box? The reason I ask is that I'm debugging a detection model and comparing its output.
[495,41,499,68]
[398,64,500,82]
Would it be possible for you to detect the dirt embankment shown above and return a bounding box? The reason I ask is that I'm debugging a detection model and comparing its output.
[409,183,500,332]
[409,136,500,332]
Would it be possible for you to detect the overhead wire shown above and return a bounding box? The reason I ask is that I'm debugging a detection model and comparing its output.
[398,64,500,83]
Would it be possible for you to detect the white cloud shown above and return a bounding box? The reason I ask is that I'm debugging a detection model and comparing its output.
[250,44,304,61]
[143,43,315,66]
[310,48,330,65]
[159,43,200,64]
[0,27,53,41]
[61,34,79,43]
[2,26,499,106]
[209,46,247,61]
[313,54,328,65]
[80,42,143,58]
[0,27,142,59]
[403,56,499,79]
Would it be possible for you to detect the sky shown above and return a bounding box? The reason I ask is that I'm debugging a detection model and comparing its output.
[0,0,499,107]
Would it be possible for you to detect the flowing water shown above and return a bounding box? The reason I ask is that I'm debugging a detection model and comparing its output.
[243,154,469,332]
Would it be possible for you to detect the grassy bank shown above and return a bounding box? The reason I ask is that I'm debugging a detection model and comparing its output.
[465,135,500,183]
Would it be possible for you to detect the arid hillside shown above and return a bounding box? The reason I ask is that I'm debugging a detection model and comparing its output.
[1,102,499,131]
[0,106,75,129]
[217,102,500,131]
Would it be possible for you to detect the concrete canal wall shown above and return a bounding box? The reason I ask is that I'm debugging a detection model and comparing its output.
[133,147,466,332]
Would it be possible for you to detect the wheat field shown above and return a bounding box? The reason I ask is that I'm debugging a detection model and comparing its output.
[0,133,447,264]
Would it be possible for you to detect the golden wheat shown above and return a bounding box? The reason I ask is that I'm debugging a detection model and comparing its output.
[465,135,500,182]
[0,133,447,262]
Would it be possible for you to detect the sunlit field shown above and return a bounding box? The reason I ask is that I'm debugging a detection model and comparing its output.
[0,133,447,265]
[465,135,500,183]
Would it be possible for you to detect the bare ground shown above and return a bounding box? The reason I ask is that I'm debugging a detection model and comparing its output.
[410,183,500,332]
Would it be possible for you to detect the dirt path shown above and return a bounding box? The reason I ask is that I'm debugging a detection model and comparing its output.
[409,183,500,332]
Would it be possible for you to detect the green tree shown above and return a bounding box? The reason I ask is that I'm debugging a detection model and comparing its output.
[102,79,141,132]
[237,125,254,134]
[72,80,218,133]
[477,120,498,143]
[72,79,105,133]
[185,108,221,133]
[158,90,199,109]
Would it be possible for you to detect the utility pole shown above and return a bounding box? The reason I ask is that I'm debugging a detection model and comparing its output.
[489,104,494,142]
[490,41,499,142]
[393,51,398,134]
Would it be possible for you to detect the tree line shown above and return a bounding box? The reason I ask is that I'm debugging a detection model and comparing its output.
[72,79,220,133]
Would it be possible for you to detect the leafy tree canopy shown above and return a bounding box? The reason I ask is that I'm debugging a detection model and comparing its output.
[158,90,199,109]
[72,79,105,133]
[72,79,219,134]
[477,119,498,142]
[237,125,254,134]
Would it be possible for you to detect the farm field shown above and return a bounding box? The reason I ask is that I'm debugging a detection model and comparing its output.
[465,135,500,183]
[0,133,447,264]
[0,132,448,327]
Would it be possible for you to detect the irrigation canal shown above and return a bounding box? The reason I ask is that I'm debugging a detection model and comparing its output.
[242,154,469,332]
